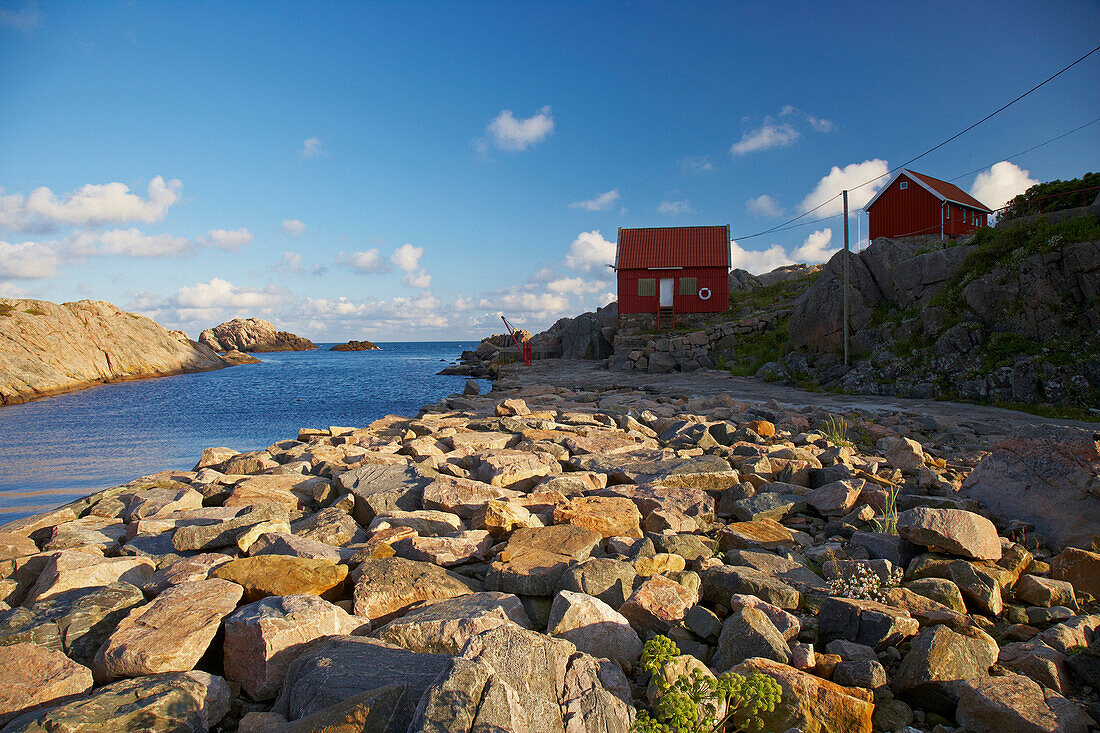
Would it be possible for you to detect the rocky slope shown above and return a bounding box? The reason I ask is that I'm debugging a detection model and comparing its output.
[0,299,235,406]
[199,318,316,353]
[0,369,1097,731]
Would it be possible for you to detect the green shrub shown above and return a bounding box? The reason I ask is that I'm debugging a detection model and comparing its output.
[0,303,14,317]
[1000,172,1099,220]
[633,636,783,733]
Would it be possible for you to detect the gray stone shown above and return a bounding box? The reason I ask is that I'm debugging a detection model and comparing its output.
[712,606,790,672]
[817,596,919,650]
[171,504,287,552]
[894,624,999,715]
[957,673,1093,733]
[700,565,801,610]
[352,557,482,623]
[557,558,638,609]
[896,507,1003,561]
[335,463,434,525]
[375,592,531,654]
[547,590,641,669]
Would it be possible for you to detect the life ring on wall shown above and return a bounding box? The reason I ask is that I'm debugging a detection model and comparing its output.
[698,287,712,300]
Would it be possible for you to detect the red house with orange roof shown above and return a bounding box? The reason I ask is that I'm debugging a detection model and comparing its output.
[865,169,993,241]
[615,226,730,318]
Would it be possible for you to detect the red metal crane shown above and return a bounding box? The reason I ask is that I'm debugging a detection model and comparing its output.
[500,315,532,366]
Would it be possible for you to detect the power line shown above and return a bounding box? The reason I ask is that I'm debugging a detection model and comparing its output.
[730,43,1100,241]
[847,43,1100,194]
[948,117,1100,182]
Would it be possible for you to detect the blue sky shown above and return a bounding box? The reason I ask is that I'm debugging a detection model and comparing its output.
[2,1,1098,340]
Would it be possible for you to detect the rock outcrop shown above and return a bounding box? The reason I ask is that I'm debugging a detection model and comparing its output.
[329,340,380,351]
[0,299,234,406]
[199,318,316,353]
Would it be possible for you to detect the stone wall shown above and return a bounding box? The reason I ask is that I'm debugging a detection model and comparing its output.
[609,311,782,373]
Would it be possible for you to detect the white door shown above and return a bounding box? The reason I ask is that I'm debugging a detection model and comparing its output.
[659,278,673,307]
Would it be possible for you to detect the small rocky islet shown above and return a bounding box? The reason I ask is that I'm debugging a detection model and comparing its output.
[0,365,1097,732]
[329,340,381,352]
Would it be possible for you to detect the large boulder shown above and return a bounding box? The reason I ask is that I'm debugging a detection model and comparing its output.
[896,507,1003,561]
[788,249,886,354]
[957,673,1094,733]
[960,426,1100,551]
[223,594,367,701]
[0,642,94,726]
[547,590,642,669]
[198,317,316,353]
[0,670,230,733]
[893,624,999,714]
[375,592,531,654]
[94,579,243,680]
[0,582,145,667]
[352,557,482,623]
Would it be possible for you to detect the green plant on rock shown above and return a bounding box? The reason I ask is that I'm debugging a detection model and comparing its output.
[872,483,901,535]
[820,414,853,447]
[632,636,783,733]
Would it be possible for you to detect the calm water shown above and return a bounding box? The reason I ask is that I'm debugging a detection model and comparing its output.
[0,342,484,523]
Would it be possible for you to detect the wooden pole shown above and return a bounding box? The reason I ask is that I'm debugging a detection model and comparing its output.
[843,189,849,367]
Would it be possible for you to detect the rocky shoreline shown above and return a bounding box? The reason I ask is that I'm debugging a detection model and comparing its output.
[0,299,241,407]
[0,361,1097,732]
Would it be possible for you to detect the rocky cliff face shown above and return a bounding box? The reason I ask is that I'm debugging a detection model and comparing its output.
[199,318,316,353]
[776,225,1100,406]
[0,299,231,406]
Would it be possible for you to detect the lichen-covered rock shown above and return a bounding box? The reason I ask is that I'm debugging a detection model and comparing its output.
[0,670,230,733]
[957,673,1094,733]
[731,657,874,733]
[351,557,481,623]
[893,624,999,714]
[375,591,530,654]
[211,555,347,603]
[547,590,642,669]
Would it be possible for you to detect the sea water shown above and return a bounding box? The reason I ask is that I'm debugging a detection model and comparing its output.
[0,342,483,522]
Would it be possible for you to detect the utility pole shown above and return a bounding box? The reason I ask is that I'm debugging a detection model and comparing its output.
[843,189,849,366]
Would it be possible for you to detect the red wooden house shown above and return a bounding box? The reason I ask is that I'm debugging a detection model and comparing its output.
[865,169,992,241]
[615,225,730,318]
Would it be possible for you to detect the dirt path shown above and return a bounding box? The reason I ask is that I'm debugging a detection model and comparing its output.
[494,359,1097,442]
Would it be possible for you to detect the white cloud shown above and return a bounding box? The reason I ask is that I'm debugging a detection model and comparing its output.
[478,288,570,318]
[791,228,837,262]
[729,228,839,275]
[174,278,285,310]
[729,123,800,156]
[570,189,620,211]
[679,156,714,173]
[67,228,191,257]
[799,159,890,216]
[545,277,610,295]
[729,241,796,274]
[806,115,835,133]
[403,270,432,289]
[390,243,423,272]
[0,281,28,297]
[565,230,615,272]
[0,3,41,33]
[203,228,253,250]
[275,250,303,273]
[344,248,389,274]
[969,161,1038,211]
[300,137,325,158]
[0,240,59,278]
[281,219,306,236]
[658,200,693,215]
[484,106,555,152]
[746,194,784,218]
[0,176,181,231]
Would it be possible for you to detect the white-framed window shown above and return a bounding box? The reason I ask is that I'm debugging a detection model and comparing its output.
[899,181,908,190]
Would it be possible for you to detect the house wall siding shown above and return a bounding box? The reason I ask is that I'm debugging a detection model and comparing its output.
[617,266,728,314]
[869,173,986,239]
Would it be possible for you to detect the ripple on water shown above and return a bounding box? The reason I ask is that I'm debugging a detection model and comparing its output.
[0,342,485,522]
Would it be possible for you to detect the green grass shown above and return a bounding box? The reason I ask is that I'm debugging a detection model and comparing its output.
[22,307,44,316]
[933,215,1100,313]
[820,414,854,447]
[723,318,790,376]
[728,270,819,311]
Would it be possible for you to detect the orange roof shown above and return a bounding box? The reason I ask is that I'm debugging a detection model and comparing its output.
[908,171,992,212]
[865,169,993,213]
[616,226,730,269]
